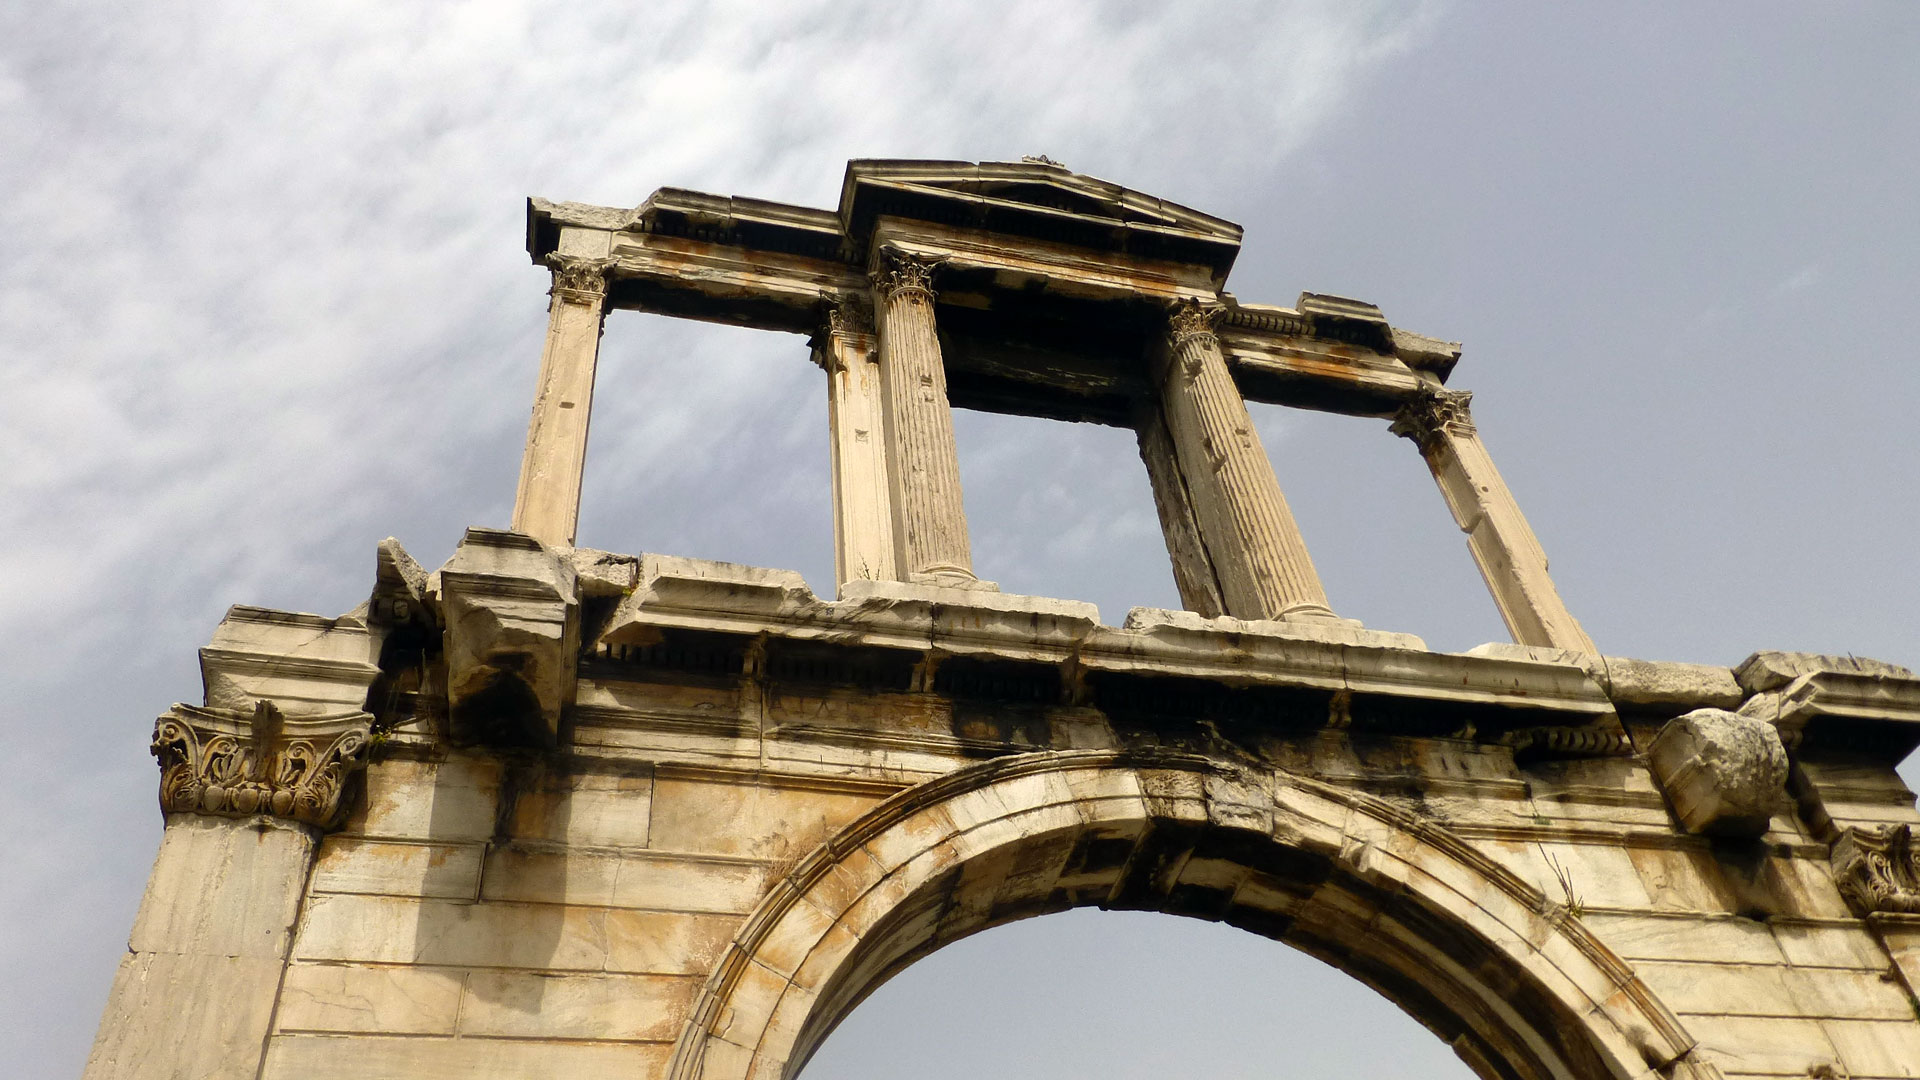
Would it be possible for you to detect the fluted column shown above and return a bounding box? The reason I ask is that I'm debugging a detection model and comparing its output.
[1153,302,1334,620]
[511,253,612,547]
[1392,390,1595,651]
[871,251,981,586]
[815,297,898,589]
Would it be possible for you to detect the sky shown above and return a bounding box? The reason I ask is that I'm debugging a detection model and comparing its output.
[4,2,1917,1076]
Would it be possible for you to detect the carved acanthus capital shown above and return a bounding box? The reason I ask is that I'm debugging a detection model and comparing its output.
[810,296,876,374]
[827,294,875,339]
[1832,824,1920,917]
[152,701,372,830]
[1390,389,1476,452]
[869,249,938,304]
[545,254,614,305]
[1167,300,1224,352]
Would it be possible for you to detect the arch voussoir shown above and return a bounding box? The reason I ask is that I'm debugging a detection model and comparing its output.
[669,751,1707,1080]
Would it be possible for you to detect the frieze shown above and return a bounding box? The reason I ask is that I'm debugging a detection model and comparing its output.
[1832,824,1920,916]
[151,701,372,830]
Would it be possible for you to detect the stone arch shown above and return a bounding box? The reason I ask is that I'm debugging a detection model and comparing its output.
[669,750,1719,1080]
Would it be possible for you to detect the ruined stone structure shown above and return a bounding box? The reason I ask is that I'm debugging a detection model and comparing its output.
[87,160,1920,1079]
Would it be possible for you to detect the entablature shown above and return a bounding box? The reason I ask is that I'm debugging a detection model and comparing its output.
[526,156,1462,422]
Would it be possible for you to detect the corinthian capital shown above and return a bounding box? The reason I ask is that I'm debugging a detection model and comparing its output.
[826,294,875,338]
[869,248,938,302]
[1167,300,1223,350]
[1832,824,1920,916]
[1390,389,1475,452]
[545,254,614,304]
[152,701,372,830]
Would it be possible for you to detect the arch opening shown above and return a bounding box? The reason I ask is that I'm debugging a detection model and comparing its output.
[670,751,1710,1080]
[799,906,1479,1078]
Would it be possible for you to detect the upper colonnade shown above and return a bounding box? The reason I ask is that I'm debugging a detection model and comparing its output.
[510,158,1591,649]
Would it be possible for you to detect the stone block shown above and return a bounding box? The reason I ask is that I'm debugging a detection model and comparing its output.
[1581,912,1786,965]
[84,952,286,1080]
[458,971,696,1040]
[1819,1018,1920,1077]
[260,1034,671,1080]
[1586,656,1745,709]
[345,754,502,843]
[480,847,770,912]
[294,893,740,975]
[507,766,653,849]
[199,606,381,716]
[1684,1014,1840,1076]
[274,963,462,1034]
[309,838,483,901]
[1648,708,1788,836]
[647,775,881,861]
[439,527,579,748]
[130,816,315,959]
[1134,605,1423,649]
[1735,651,1915,694]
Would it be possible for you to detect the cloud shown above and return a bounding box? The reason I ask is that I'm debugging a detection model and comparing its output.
[0,2,1437,1073]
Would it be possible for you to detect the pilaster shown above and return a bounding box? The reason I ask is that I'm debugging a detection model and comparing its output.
[870,249,984,588]
[511,251,613,547]
[1151,302,1334,620]
[1393,389,1596,652]
[84,702,372,1080]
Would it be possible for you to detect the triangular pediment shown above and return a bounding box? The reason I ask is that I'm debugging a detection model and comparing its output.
[843,159,1239,237]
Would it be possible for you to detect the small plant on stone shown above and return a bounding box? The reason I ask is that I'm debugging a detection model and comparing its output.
[1543,851,1585,919]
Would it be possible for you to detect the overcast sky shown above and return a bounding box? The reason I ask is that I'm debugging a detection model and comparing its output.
[5,3,1917,1077]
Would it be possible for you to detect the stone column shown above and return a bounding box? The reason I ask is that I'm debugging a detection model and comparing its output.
[1134,401,1226,618]
[871,251,982,587]
[1392,390,1596,651]
[511,254,613,548]
[1153,303,1335,620]
[84,702,372,1080]
[815,297,898,589]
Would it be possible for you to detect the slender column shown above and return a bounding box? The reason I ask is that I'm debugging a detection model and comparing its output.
[1392,390,1596,651]
[814,297,898,589]
[1134,401,1226,617]
[871,250,981,586]
[511,253,612,547]
[1154,302,1335,620]
[84,702,371,1080]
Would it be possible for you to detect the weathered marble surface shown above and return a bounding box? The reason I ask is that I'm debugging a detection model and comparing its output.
[87,535,1920,1080]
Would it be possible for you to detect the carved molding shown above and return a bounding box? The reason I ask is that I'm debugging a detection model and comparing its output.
[152,701,372,830]
[1832,824,1920,916]
[1390,389,1476,452]
[869,249,937,304]
[545,253,614,305]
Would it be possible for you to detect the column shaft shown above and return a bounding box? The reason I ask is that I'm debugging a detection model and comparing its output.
[511,254,611,547]
[872,254,978,584]
[1394,390,1596,651]
[1154,304,1334,620]
[1135,402,1227,617]
[817,300,897,589]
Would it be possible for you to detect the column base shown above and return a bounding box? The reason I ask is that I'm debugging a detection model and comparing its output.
[908,569,999,592]
[1279,602,1348,624]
